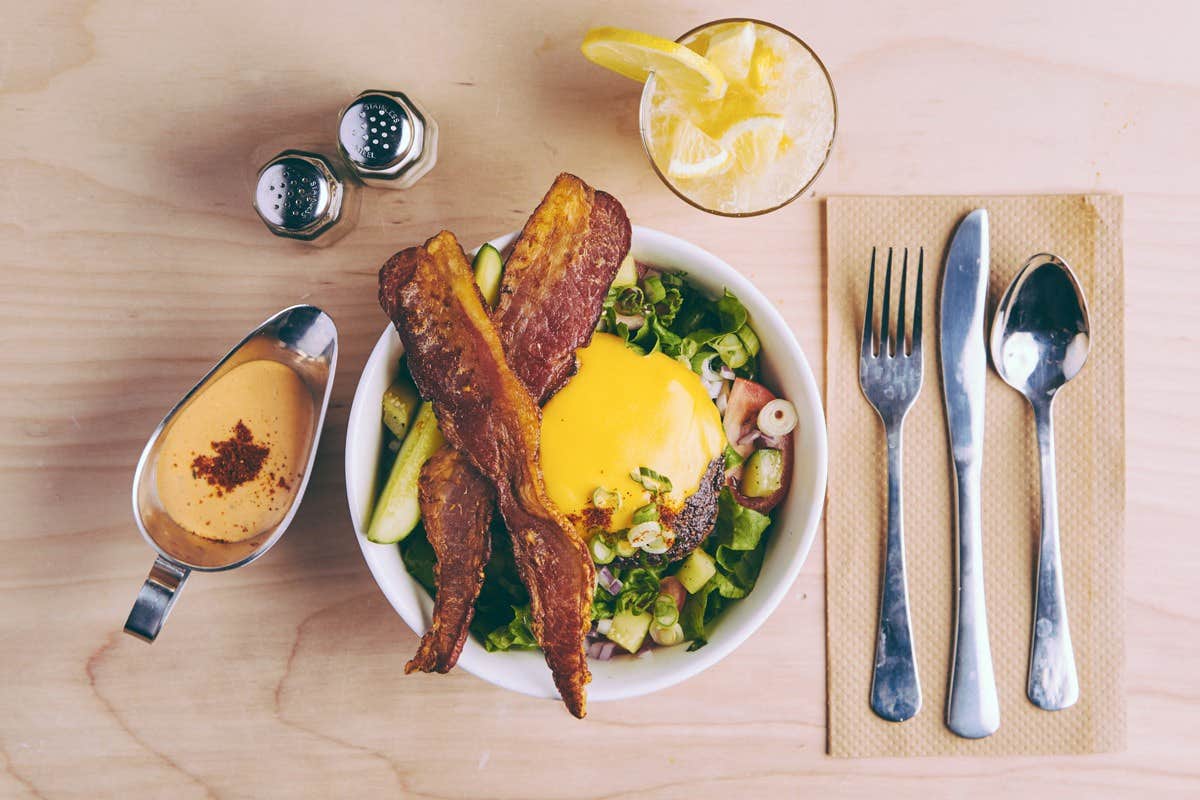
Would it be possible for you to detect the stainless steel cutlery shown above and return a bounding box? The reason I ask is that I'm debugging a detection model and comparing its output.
[939,208,1001,739]
[991,253,1089,711]
[860,247,925,723]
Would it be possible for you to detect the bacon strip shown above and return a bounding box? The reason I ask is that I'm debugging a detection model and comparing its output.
[404,175,629,676]
[380,230,598,717]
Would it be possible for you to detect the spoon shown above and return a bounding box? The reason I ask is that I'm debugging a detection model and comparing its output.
[124,305,338,642]
[990,254,1089,710]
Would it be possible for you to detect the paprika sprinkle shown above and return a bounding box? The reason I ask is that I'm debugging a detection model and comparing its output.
[191,421,271,494]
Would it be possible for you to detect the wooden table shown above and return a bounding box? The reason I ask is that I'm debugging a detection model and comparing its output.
[3,1,1197,797]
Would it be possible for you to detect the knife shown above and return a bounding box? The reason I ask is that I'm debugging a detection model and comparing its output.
[940,209,1000,739]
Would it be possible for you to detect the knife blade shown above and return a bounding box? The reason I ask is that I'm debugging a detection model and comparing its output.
[940,208,1000,739]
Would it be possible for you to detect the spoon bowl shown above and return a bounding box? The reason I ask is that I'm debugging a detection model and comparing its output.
[125,305,338,641]
[990,254,1090,711]
[991,254,1090,399]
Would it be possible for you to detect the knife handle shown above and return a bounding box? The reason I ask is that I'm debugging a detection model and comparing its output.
[946,462,1000,738]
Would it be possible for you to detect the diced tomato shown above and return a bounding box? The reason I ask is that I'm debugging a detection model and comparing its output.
[722,377,794,513]
[723,378,777,457]
[658,576,688,610]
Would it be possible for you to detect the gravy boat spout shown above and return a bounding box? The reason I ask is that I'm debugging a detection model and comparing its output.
[125,305,338,642]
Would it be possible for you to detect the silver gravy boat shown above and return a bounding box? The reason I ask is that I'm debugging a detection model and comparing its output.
[124,305,337,642]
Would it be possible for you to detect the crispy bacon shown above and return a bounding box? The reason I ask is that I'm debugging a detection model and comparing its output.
[380,230,598,717]
[404,175,630,677]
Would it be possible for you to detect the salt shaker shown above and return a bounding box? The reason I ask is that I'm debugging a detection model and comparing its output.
[252,149,360,246]
[336,90,438,188]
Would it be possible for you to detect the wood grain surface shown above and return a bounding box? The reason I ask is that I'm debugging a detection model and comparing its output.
[1,1,1197,797]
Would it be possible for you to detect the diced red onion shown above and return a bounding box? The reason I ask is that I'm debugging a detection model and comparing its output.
[587,641,604,659]
[719,365,736,380]
[598,641,617,660]
[703,377,723,399]
[738,429,762,447]
[597,566,622,596]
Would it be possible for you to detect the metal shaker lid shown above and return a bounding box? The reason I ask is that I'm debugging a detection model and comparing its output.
[253,151,346,241]
[336,90,438,187]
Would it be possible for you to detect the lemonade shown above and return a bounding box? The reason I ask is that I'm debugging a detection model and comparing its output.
[583,21,836,216]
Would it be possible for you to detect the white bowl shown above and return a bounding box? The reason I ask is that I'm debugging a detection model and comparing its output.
[345,226,828,704]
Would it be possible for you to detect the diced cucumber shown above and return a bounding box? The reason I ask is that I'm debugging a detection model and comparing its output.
[472,244,504,308]
[676,549,717,594]
[742,449,783,498]
[612,253,638,287]
[606,609,652,653]
[367,402,445,543]
[381,375,419,439]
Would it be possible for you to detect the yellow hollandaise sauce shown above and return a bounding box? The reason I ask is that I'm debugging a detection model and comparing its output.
[156,360,313,542]
[540,333,725,530]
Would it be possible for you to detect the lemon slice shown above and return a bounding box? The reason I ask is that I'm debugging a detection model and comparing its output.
[704,21,756,83]
[749,40,785,91]
[582,27,728,100]
[667,119,733,179]
[720,115,786,173]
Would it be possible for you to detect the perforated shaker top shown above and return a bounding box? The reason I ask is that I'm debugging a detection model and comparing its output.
[255,158,331,230]
[338,94,414,170]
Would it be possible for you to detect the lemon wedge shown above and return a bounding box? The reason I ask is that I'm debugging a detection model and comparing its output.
[582,27,728,100]
[667,119,733,179]
[704,21,756,83]
[720,115,785,173]
[748,40,785,91]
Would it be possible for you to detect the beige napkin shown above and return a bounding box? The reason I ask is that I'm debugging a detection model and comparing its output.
[824,195,1125,757]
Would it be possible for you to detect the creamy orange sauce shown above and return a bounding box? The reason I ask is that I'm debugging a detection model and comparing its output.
[156,360,313,542]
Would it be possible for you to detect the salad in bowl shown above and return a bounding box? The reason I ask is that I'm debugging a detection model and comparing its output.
[345,174,826,716]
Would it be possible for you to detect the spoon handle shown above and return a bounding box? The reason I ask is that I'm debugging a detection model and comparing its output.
[1028,399,1080,710]
[870,427,921,722]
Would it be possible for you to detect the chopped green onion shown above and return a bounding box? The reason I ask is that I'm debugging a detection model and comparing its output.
[615,535,636,558]
[653,594,680,627]
[643,275,666,304]
[589,535,615,565]
[723,443,745,470]
[711,332,749,369]
[630,466,673,494]
[627,520,663,549]
[591,486,622,511]
[631,503,659,525]
[650,621,686,646]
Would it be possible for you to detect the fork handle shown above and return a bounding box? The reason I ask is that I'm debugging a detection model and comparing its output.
[870,428,921,722]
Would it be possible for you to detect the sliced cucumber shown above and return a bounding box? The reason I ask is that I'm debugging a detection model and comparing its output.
[676,549,717,594]
[606,609,652,653]
[367,402,445,543]
[381,374,419,439]
[612,253,638,287]
[472,244,504,308]
[742,449,783,498]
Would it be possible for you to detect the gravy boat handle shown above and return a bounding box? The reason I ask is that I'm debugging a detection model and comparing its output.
[124,555,190,642]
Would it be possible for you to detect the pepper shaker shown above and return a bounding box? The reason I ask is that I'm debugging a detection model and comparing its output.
[252,149,360,246]
[336,90,438,188]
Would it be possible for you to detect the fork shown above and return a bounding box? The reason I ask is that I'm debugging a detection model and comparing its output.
[859,247,924,722]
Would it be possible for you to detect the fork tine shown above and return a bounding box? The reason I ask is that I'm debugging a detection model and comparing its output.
[898,248,909,356]
[911,247,924,354]
[880,248,893,356]
[861,247,876,359]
